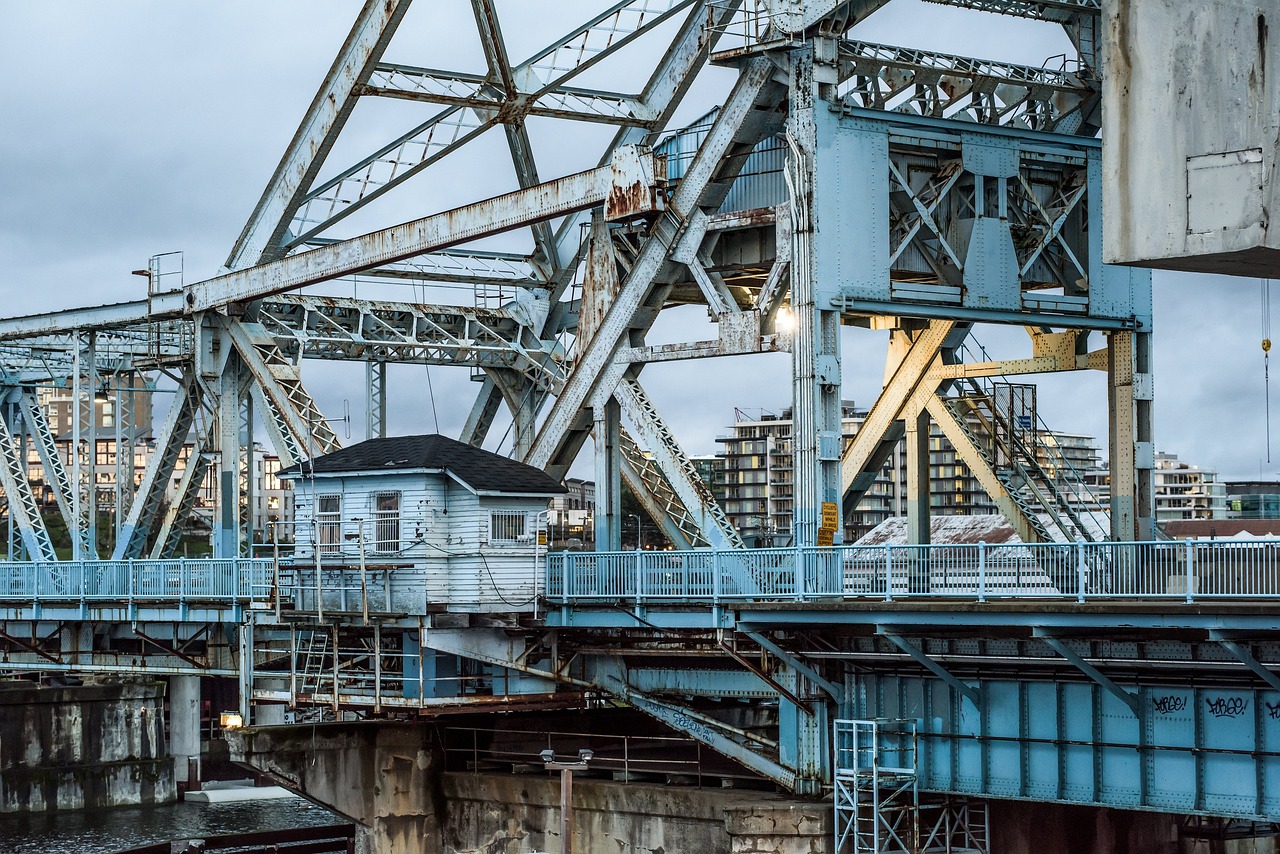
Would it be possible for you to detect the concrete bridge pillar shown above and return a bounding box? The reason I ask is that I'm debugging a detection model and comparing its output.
[228,722,441,853]
[169,674,202,790]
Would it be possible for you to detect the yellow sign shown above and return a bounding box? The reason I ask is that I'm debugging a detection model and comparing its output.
[537,531,548,546]
[821,502,839,530]
[816,529,835,547]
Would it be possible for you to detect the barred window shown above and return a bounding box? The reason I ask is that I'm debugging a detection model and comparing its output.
[373,492,400,553]
[490,511,526,543]
[317,494,341,555]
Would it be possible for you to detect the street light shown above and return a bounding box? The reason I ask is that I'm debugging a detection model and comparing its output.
[541,748,593,854]
[631,514,642,550]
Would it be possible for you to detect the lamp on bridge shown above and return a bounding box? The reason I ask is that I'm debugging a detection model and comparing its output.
[541,748,592,854]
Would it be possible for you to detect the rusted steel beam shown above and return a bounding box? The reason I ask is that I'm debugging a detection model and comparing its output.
[157,146,661,314]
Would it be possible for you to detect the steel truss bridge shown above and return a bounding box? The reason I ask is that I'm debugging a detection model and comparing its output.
[0,0,1273,847]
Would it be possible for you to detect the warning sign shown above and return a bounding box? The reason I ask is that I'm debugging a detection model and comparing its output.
[820,502,840,530]
[537,531,548,546]
[816,529,835,547]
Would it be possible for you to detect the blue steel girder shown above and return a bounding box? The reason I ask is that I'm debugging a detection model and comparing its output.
[812,106,1150,329]
[850,667,1280,820]
[837,40,1097,133]
[555,603,1280,813]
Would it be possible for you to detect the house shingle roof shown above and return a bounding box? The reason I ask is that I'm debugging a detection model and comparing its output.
[278,434,566,495]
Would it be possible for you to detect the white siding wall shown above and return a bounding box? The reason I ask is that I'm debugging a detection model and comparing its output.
[445,494,547,612]
[291,471,548,613]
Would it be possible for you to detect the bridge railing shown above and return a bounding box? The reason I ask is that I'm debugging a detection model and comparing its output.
[0,558,273,605]
[546,540,1280,604]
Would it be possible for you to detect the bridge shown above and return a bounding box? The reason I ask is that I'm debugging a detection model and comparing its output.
[1,0,1277,851]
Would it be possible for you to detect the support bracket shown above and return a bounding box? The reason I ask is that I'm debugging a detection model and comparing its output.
[741,628,842,700]
[879,627,981,706]
[604,675,798,790]
[1209,631,1280,694]
[1035,630,1140,716]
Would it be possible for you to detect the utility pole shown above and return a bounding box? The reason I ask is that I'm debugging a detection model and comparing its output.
[540,748,592,854]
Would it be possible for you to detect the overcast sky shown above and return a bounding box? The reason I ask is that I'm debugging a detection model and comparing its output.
[0,2,1271,482]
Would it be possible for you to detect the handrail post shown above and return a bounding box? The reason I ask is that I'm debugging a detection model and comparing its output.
[794,545,803,601]
[977,542,986,603]
[273,536,281,620]
[314,519,324,622]
[1186,539,1196,604]
[1076,541,1086,603]
[179,556,186,605]
[359,521,369,626]
[713,549,722,604]
[884,545,893,602]
[635,549,643,609]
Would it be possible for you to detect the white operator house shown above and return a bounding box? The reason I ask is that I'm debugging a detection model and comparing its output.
[279,434,565,614]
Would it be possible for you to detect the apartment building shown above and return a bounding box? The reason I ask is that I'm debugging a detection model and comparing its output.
[715,404,1108,544]
[1154,452,1228,522]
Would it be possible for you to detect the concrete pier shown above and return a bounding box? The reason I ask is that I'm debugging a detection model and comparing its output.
[0,679,174,812]
[169,674,202,790]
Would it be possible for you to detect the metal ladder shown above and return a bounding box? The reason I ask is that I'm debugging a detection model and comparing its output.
[297,628,332,697]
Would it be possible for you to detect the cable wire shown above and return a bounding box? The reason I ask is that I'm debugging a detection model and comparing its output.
[1264,278,1272,464]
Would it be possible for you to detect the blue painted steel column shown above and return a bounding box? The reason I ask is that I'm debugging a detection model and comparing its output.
[593,398,621,552]
[777,658,831,794]
[216,352,242,559]
[787,46,843,548]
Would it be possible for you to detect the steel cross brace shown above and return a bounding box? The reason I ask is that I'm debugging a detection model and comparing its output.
[1034,630,1140,716]
[614,377,744,550]
[363,64,651,127]
[227,0,413,269]
[151,417,213,559]
[162,148,661,314]
[878,627,981,706]
[461,0,740,447]
[224,319,342,463]
[113,373,206,560]
[603,675,798,789]
[527,55,781,477]
[1209,631,1280,694]
[840,39,1095,132]
[0,408,55,562]
[0,626,60,664]
[840,321,959,504]
[740,628,842,699]
[18,390,74,534]
[284,0,696,246]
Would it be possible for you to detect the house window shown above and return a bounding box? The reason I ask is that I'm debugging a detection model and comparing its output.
[490,511,526,543]
[373,492,400,553]
[317,494,341,555]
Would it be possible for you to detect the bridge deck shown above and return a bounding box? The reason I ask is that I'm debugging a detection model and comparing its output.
[546,540,1280,629]
[0,558,272,622]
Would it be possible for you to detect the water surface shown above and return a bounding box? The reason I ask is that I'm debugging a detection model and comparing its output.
[0,797,343,854]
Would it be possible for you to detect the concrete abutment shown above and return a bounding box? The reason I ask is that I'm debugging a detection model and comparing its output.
[0,679,175,812]
[229,721,1280,854]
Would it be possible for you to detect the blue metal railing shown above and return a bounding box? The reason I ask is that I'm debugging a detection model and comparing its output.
[0,558,272,605]
[547,540,1280,605]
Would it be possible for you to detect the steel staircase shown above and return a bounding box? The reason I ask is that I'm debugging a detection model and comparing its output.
[943,378,1103,543]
